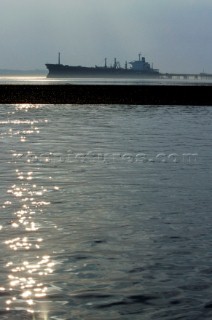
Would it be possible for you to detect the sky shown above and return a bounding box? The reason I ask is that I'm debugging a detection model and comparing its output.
[0,0,212,73]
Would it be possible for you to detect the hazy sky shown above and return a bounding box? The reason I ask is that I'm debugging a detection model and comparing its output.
[1,0,212,73]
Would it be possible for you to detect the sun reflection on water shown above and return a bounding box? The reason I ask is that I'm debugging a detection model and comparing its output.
[1,105,57,317]
[4,169,55,315]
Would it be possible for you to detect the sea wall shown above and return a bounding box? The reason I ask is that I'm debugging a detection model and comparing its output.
[0,84,212,105]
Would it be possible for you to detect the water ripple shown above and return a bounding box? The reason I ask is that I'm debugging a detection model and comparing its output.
[0,103,212,319]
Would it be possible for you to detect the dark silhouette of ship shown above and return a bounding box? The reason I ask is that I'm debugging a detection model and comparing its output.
[46,53,160,78]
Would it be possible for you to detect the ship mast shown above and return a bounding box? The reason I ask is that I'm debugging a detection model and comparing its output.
[114,58,117,69]
[139,53,142,61]
[58,52,61,65]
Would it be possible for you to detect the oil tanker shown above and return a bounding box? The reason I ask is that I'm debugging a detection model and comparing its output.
[46,53,160,78]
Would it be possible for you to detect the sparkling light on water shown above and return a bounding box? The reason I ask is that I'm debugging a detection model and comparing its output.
[1,104,58,317]
[0,101,212,319]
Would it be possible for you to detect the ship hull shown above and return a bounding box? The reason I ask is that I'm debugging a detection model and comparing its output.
[45,64,160,78]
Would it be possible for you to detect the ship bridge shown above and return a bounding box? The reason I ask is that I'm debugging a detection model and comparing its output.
[129,54,151,71]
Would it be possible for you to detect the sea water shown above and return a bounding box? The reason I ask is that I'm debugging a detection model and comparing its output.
[0,77,212,320]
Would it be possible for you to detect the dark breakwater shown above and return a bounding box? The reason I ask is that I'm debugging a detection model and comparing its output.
[0,84,212,104]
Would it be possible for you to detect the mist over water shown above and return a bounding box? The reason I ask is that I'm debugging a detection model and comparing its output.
[1,75,212,86]
[0,87,212,319]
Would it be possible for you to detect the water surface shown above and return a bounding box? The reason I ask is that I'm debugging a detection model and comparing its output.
[0,103,212,319]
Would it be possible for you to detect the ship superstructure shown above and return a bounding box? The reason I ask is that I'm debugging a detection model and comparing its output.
[46,53,160,78]
[129,53,154,71]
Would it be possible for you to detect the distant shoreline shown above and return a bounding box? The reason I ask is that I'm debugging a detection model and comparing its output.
[0,69,47,76]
